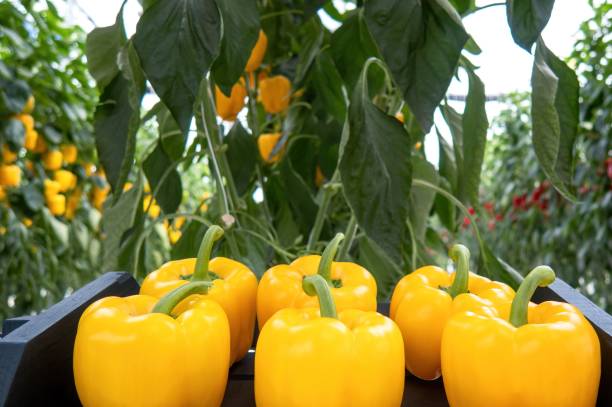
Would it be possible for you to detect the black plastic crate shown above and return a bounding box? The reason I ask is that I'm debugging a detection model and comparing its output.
[1,272,610,406]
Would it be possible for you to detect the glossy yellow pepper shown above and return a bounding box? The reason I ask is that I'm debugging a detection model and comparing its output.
[258,75,291,114]
[215,81,247,121]
[255,274,404,407]
[0,164,21,187]
[43,149,63,171]
[257,133,284,164]
[245,30,268,72]
[61,144,78,164]
[54,169,77,192]
[257,234,377,330]
[390,244,515,380]
[442,266,600,407]
[74,283,230,407]
[140,225,257,364]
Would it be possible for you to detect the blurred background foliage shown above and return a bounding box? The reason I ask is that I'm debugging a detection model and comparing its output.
[0,0,610,322]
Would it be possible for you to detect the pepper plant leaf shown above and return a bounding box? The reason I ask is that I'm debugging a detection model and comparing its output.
[364,0,468,132]
[531,39,578,200]
[134,0,221,135]
[506,0,556,52]
[340,58,412,264]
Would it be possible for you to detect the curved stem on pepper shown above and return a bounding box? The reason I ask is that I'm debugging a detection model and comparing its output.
[152,281,213,315]
[191,225,224,282]
[447,244,471,298]
[509,266,555,328]
[317,233,345,282]
[302,274,337,319]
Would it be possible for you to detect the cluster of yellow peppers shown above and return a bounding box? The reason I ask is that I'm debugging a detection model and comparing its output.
[0,94,114,219]
[73,225,601,407]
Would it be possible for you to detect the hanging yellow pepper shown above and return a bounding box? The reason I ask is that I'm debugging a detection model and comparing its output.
[390,244,515,380]
[74,282,230,407]
[442,266,601,407]
[43,149,63,171]
[54,169,77,192]
[255,273,404,407]
[61,144,78,164]
[257,133,284,164]
[140,225,257,364]
[215,81,247,121]
[245,30,268,72]
[257,233,377,330]
[0,165,21,187]
[258,75,291,114]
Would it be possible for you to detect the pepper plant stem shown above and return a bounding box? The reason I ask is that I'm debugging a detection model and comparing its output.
[318,233,345,282]
[337,215,357,261]
[302,275,337,318]
[509,266,555,327]
[152,281,213,315]
[447,244,470,298]
[307,170,340,251]
[192,225,224,281]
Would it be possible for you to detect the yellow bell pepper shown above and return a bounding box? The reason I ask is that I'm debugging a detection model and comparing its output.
[258,75,291,114]
[390,244,515,380]
[54,169,77,192]
[257,133,284,164]
[43,150,63,170]
[245,30,268,72]
[2,145,18,163]
[47,194,66,216]
[74,285,230,407]
[255,273,404,407]
[0,164,21,187]
[23,95,35,114]
[61,144,78,164]
[215,82,247,121]
[442,266,601,407]
[257,233,377,330]
[24,130,38,151]
[44,179,62,200]
[91,183,110,211]
[140,225,257,364]
[15,114,34,132]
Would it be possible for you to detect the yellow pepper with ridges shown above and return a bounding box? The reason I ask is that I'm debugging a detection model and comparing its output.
[74,282,230,407]
[259,75,291,114]
[257,133,284,164]
[257,233,377,330]
[140,225,257,364]
[442,266,600,407]
[215,81,247,121]
[390,244,515,380]
[255,273,404,407]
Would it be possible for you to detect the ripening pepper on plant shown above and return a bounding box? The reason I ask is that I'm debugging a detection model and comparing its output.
[140,225,258,364]
[215,82,247,121]
[255,273,404,407]
[258,75,291,114]
[54,169,77,192]
[390,244,515,380]
[245,30,267,72]
[61,144,78,164]
[441,266,601,407]
[0,164,21,187]
[2,145,18,164]
[47,194,66,216]
[43,150,63,171]
[257,233,377,330]
[258,133,284,164]
[73,283,231,407]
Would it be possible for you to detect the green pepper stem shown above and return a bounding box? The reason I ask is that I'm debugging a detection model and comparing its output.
[152,281,213,315]
[509,266,555,327]
[191,225,224,281]
[302,274,337,319]
[317,233,345,282]
[447,244,471,298]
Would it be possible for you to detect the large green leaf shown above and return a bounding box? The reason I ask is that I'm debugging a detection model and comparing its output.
[340,59,412,264]
[156,104,185,161]
[134,0,221,134]
[331,10,380,90]
[358,236,404,301]
[143,143,183,214]
[531,39,578,200]
[364,0,468,132]
[101,174,144,271]
[94,42,145,194]
[211,0,260,94]
[311,49,347,123]
[294,19,325,86]
[0,78,30,115]
[280,150,318,238]
[506,0,555,51]
[461,66,488,205]
[410,156,438,240]
[441,104,464,200]
[85,6,126,90]
[226,121,257,196]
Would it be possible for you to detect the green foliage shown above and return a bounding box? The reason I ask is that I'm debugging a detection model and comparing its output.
[0,1,100,320]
